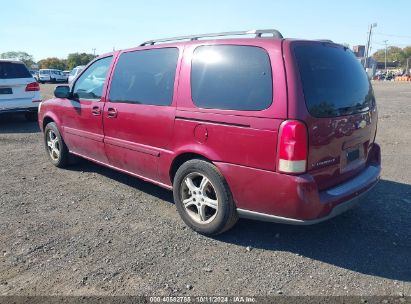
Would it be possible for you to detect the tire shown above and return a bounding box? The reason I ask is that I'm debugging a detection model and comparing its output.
[25,111,38,121]
[44,122,69,168]
[173,159,238,235]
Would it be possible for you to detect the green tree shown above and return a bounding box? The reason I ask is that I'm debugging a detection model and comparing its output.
[372,46,411,68]
[0,51,35,68]
[38,57,67,70]
[403,46,411,60]
[66,53,96,70]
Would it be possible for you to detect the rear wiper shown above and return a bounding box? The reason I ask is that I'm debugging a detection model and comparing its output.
[338,104,368,116]
[337,106,354,115]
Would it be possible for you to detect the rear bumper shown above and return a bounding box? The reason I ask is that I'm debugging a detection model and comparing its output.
[215,143,381,224]
[237,174,378,224]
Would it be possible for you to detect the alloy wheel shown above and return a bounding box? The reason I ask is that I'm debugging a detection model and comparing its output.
[180,172,219,224]
[46,130,60,161]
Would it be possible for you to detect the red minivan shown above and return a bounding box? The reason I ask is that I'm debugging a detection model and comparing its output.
[38,29,381,235]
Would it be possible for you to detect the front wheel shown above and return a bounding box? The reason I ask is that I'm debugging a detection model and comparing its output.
[44,122,69,168]
[173,160,238,235]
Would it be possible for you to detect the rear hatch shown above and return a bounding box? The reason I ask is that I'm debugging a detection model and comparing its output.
[0,61,36,109]
[293,42,377,190]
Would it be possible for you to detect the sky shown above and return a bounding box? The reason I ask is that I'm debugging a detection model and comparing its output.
[2,0,411,61]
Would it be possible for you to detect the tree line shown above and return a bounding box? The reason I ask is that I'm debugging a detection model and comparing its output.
[372,46,411,68]
[0,51,96,70]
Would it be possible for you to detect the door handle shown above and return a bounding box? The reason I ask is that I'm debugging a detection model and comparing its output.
[91,106,101,116]
[107,107,118,118]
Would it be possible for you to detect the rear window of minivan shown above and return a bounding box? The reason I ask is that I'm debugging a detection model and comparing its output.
[0,62,31,79]
[294,44,374,118]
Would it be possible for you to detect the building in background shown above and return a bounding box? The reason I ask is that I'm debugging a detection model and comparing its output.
[353,45,376,78]
[353,45,365,58]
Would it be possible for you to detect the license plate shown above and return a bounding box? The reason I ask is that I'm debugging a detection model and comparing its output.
[0,88,12,94]
[347,149,360,163]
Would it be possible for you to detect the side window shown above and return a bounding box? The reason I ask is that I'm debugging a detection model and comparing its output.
[73,56,113,100]
[191,45,273,111]
[108,48,179,106]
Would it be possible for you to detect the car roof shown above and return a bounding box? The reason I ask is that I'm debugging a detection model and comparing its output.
[106,38,338,57]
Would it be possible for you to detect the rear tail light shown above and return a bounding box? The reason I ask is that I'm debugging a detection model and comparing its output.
[25,82,40,91]
[277,120,308,174]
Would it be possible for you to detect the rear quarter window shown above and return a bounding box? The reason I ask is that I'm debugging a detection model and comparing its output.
[191,45,273,111]
[294,44,374,118]
[0,62,31,79]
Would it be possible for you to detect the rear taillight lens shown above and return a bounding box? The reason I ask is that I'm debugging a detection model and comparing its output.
[277,120,308,174]
[25,82,40,91]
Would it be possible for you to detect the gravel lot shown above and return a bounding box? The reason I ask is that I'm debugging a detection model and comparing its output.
[0,82,410,296]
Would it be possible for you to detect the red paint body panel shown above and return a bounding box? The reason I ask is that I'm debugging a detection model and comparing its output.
[172,114,281,171]
[38,37,381,223]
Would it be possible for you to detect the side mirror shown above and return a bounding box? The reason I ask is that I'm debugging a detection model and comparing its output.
[54,85,71,99]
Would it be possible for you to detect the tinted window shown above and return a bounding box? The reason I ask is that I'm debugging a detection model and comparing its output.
[294,44,374,118]
[109,48,179,106]
[191,45,273,111]
[73,56,112,100]
[0,62,31,79]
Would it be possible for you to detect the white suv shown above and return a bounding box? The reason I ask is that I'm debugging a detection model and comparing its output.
[68,66,85,83]
[39,69,68,83]
[0,59,42,121]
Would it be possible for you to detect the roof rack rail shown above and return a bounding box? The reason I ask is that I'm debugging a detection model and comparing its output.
[140,29,283,46]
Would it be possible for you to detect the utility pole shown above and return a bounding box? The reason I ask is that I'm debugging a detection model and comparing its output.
[383,40,388,73]
[364,23,377,68]
[92,48,96,56]
[407,58,410,75]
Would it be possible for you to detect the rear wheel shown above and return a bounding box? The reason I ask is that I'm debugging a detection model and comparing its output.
[173,159,238,235]
[44,122,69,168]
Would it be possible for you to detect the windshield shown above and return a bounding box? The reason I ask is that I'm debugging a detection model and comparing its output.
[294,44,374,118]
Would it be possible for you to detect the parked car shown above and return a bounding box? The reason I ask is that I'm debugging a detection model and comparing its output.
[0,59,41,120]
[62,70,71,77]
[68,66,85,83]
[29,69,39,82]
[38,29,381,235]
[38,69,67,83]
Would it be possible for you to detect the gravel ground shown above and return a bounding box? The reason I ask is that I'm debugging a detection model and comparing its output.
[0,82,410,296]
